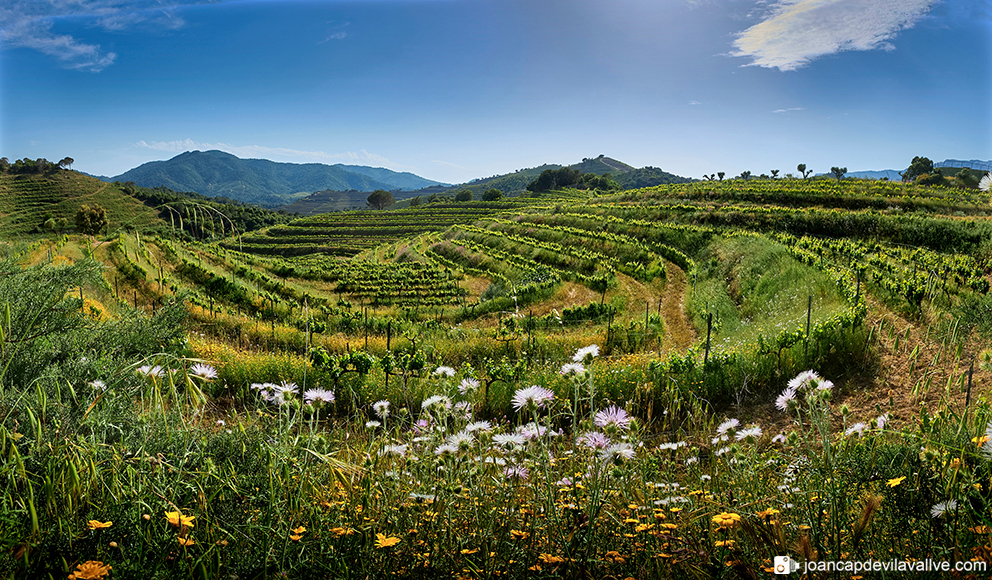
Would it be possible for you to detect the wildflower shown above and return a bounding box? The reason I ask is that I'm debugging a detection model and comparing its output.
[539,553,565,564]
[365,420,381,428]
[657,441,686,451]
[268,382,298,405]
[712,512,742,529]
[290,526,306,541]
[216,419,225,426]
[381,444,408,458]
[504,465,530,481]
[446,431,475,450]
[594,406,632,431]
[788,370,821,391]
[716,418,739,435]
[464,421,492,433]
[137,364,165,378]
[375,533,401,548]
[845,423,867,438]
[433,366,456,377]
[189,363,217,379]
[931,500,958,519]
[578,431,611,450]
[775,388,797,411]
[493,433,526,448]
[88,380,106,392]
[458,378,479,395]
[434,443,458,456]
[772,433,787,443]
[887,476,906,488]
[599,442,636,463]
[573,344,600,362]
[756,508,780,520]
[511,385,555,411]
[517,422,550,440]
[303,388,335,405]
[559,362,585,375]
[165,511,195,529]
[373,400,390,419]
[980,172,991,192]
[736,425,762,441]
[509,529,529,540]
[87,520,112,530]
[876,414,889,429]
[68,561,112,580]
[330,526,356,537]
[711,434,729,445]
[177,536,196,547]
[421,395,452,411]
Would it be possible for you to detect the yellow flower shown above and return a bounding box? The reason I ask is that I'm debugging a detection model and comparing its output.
[330,527,355,537]
[375,533,401,548]
[178,536,196,547]
[887,476,907,488]
[165,511,195,529]
[68,560,112,580]
[973,435,990,446]
[87,520,113,530]
[510,530,530,540]
[714,540,735,547]
[539,553,565,564]
[712,512,742,529]
[291,526,306,535]
[756,508,780,520]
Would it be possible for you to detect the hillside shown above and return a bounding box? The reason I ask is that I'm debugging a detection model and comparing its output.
[106,150,445,208]
[0,171,163,236]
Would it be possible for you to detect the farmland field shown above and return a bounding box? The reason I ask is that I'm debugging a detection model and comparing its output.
[3,173,992,579]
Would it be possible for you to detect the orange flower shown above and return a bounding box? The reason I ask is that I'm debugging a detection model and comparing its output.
[510,530,530,540]
[178,536,196,547]
[330,527,355,537]
[290,525,306,540]
[68,560,112,580]
[87,520,113,530]
[375,533,401,548]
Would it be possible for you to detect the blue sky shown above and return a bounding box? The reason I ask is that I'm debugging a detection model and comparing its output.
[1,0,989,184]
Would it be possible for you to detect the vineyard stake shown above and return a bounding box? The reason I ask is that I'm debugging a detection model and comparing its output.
[804,295,812,363]
[704,312,712,365]
[965,360,974,410]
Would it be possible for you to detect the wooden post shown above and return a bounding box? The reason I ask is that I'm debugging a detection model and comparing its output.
[966,361,975,409]
[804,295,812,363]
[387,320,392,350]
[704,312,712,365]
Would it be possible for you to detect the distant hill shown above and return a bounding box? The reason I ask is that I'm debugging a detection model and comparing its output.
[844,159,991,181]
[280,155,693,215]
[105,150,446,208]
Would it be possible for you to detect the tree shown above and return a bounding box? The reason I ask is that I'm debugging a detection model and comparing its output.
[482,188,504,201]
[915,172,949,187]
[75,204,108,236]
[0,158,9,173]
[717,172,725,181]
[527,167,582,193]
[366,190,395,210]
[830,167,847,182]
[454,189,473,202]
[739,171,751,181]
[797,164,813,179]
[954,168,979,189]
[770,169,780,179]
[902,156,934,182]
[409,196,422,207]
[58,157,74,170]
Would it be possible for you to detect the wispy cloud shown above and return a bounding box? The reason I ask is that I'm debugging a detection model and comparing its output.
[432,159,467,170]
[732,0,937,71]
[772,106,805,113]
[0,1,209,71]
[135,139,406,169]
[689,100,702,105]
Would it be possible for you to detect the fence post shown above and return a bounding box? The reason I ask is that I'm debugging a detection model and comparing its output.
[804,295,812,363]
[704,312,712,365]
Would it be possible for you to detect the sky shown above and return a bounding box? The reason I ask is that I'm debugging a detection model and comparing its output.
[1,0,990,184]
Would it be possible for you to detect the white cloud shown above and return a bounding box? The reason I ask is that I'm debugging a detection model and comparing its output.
[689,100,702,105]
[772,106,805,113]
[732,0,936,71]
[0,1,206,71]
[135,139,406,169]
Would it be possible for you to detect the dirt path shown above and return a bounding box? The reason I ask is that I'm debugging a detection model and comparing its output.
[660,261,696,351]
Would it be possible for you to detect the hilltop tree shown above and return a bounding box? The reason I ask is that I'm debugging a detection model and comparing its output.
[717,172,725,181]
[903,156,934,182]
[454,189,473,202]
[797,164,813,179]
[75,204,108,236]
[830,167,847,182]
[739,171,752,181]
[366,189,395,210]
[482,188,504,201]
[770,169,780,179]
[527,167,582,193]
[58,157,74,170]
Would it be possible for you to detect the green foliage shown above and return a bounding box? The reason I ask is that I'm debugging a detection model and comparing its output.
[454,189,472,202]
[74,203,108,236]
[481,188,503,201]
[831,166,847,181]
[366,189,395,210]
[904,156,935,182]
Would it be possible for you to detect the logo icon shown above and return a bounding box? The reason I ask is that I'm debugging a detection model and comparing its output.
[774,555,800,575]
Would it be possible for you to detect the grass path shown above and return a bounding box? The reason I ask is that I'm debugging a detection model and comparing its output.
[660,261,695,351]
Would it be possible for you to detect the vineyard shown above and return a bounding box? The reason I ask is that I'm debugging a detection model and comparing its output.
[3,173,992,578]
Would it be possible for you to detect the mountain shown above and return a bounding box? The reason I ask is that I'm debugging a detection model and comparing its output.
[844,159,991,181]
[281,156,693,215]
[105,150,446,208]
[844,169,904,180]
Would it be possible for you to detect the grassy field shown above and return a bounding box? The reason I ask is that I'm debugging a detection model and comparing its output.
[2,173,992,578]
